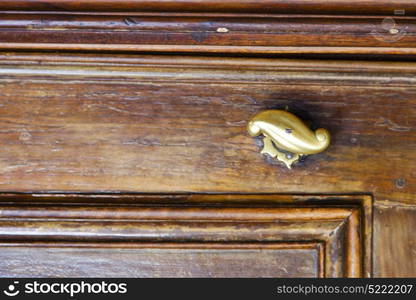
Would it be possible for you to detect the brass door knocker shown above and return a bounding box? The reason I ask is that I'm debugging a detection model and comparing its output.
[247,110,330,168]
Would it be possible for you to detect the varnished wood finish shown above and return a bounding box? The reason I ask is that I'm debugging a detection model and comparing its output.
[0,13,414,56]
[0,194,370,278]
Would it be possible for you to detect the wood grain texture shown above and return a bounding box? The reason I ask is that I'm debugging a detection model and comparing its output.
[0,13,415,56]
[0,0,412,280]
[0,53,413,207]
[0,243,321,277]
[373,203,416,277]
[0,193,370,278]
[0,0,414,15]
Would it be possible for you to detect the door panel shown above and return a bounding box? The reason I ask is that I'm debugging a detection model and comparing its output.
[374,204,416,277]
[0,243,321,278]
[0,193,371,278]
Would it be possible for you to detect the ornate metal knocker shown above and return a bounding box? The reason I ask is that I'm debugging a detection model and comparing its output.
[247,110,331,168]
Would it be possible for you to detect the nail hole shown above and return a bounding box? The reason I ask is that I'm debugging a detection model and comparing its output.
[395,178,406,188]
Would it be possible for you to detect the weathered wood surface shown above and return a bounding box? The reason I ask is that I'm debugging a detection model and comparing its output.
[0,243,320,278]
[0,0,413,280]
[0,13,414,56]
[0,194,369,277]
[0,53,413,277]
[0,53,414,206]
[373,203,416,277]
[0,0,414,15]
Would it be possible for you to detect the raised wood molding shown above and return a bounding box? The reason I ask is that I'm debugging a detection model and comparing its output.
[0,12,414,56]
[0,193,371,278]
